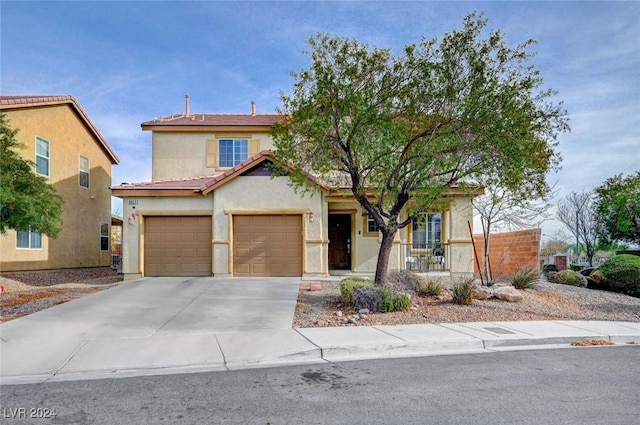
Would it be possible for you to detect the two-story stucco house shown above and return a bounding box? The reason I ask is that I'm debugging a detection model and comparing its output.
[0,95,120,271]
[112,99,477,280]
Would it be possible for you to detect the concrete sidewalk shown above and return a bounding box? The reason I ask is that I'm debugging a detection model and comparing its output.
[2,320,639,385]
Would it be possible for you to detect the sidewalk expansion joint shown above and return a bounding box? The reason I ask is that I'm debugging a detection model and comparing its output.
[49,340,89,382]
[150,281,217,336]
[294,328,325,359]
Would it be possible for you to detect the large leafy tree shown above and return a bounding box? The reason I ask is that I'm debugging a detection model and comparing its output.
[0,112,64,237]
[594,171,640,246]
[273,14,568,284]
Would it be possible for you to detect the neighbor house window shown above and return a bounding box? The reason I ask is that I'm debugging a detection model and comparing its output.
[412,213,441,249]
[35,137,50,177]
[218,139,248,167]
[363,214,380,237]
[79,155,90,188]
[100,222,109,251]
[16,229,42,249]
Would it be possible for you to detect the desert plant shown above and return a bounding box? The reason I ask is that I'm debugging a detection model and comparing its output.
[594,254,640,297]
[352,286,383,312]
[339,277,373,305]
[379,288,395,312]
[393,293,411,311]
[452,278,475,305]
[551,270,588,287]
[511,269,539,289]
[420,279,445,296]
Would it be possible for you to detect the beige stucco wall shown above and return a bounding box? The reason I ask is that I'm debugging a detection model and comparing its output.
[0,105,114,271]
[213,175,326,277]
[152,131,275,181]
[120,196,214,278]
[446,196,475,276]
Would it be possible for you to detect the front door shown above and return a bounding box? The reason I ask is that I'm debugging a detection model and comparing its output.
[328,214,351,270]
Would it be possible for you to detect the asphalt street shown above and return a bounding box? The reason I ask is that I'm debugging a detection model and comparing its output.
[1,346,638,425]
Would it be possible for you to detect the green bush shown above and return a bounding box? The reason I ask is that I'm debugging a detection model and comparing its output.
[542,264,558,276]
[420,279,444,296]
[452,278,475,305]
[569,264,582,272]
[393,293,411,311]
[352,286,383,312]
[511,269,539,289]
[550,270,587,287]
[594,254,640,297]
[339,277,373,305]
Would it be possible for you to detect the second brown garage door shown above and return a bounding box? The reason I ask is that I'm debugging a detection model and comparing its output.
[233,215,302,277]
[145,216,212,276]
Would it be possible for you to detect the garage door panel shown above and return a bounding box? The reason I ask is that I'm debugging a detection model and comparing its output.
[145,216,212,277]
[233,214,302,277]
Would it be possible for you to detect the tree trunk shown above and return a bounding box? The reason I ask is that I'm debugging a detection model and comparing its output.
[374,228,398,285]
[483,220,493,285]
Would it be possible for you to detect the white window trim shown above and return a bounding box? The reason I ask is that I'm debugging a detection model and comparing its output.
[35,136,50,177]
[16,228,43,250]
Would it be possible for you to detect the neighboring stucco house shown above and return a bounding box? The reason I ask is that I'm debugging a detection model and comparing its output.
[112,100,477,279]
[0,95,120,271]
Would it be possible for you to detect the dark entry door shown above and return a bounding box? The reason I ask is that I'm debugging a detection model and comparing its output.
[328,214,351,270]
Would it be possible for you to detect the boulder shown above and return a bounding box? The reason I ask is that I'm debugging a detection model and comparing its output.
[473,285,493,300]
[493,286,523,302]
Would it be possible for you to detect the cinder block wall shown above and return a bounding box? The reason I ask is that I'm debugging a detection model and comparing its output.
[473,229,542,278]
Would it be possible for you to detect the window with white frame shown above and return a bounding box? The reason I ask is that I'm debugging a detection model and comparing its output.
[412,213,442,249]
[35,137,50,177]
[79,155,90,188]
[218,139,248,167]
[16,229,42,249]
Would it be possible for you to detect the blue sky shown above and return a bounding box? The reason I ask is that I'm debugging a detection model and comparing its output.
[2,1,638,238]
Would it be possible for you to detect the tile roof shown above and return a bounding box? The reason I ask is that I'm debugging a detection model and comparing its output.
[141,113,283,128]
[0,95,120,164]
[111,150,328,195]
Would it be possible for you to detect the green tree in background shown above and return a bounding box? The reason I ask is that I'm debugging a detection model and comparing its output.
[595,171,640,246]
[273,14,569,284]
[0,112,64,237]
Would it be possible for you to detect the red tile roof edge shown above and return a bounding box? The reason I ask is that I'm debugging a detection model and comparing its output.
[0,95,120,164]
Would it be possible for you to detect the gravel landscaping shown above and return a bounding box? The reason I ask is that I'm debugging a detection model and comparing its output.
[292,277,640,328]
[0,267,123,322]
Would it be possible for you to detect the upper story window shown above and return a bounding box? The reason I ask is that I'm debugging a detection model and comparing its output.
[79,155,90,188]
[219,139,248,167]
[412,213,442,249]
[35,137,50,177]
[16,228,42,249]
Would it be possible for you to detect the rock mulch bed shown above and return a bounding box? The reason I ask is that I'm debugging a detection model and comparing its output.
[292,278,640,328]
[0,267,123,322]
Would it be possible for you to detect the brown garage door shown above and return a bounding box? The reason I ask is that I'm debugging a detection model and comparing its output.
[145,216,212,276]
[234,215,302,277]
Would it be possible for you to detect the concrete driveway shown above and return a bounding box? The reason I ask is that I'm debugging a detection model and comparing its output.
[0,277,305,382]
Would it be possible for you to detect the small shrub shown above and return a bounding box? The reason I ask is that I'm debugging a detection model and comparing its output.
[552,270,587,287]
[452,278,475,305]
[420,279,444,296]
[352,286,383,312]
[542,264,558,276]
[595,254,640,297]
[393,293,411,311]
[569,264,582,272]
[511,269,539,289]
[380,288,395,312]
[339,277,372,305]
